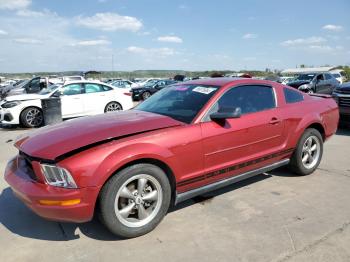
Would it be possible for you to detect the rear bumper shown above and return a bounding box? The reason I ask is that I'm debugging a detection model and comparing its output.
[4,157,101,223]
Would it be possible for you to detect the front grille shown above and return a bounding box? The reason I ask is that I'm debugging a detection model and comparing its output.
[18,152,37,181]
[339,97,350,108]
[336,89,350,94]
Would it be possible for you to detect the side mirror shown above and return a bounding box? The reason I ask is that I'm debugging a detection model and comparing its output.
[210,107,242,121]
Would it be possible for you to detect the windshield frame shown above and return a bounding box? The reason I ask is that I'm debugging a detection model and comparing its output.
[135,84,221,124]
[38,84,62,95]
[296,74,316,81]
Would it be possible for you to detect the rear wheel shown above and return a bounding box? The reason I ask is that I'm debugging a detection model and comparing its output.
[104,102,122,113]
[99,164,171,238]
[289,128,323,175]
[20,107,43,128]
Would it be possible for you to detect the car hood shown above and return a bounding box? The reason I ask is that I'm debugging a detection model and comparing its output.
[5,93,48,101]
[16,110,184,160]
[287,80,311,88]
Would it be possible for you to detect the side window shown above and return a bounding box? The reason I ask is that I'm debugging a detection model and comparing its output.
[62,84,82,96]
[101,84,113,91]
[325,74,332,80]
[317,74,324,81]
[215,85,276,115]
[85,83,104,93]
[284,88,304,103]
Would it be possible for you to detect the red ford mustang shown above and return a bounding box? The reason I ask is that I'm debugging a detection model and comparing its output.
[5,78,339,238]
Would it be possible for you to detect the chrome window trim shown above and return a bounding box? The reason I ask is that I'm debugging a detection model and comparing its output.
[201,84,277,123]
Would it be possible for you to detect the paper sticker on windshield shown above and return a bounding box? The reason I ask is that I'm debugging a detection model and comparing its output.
[192,86,217,94]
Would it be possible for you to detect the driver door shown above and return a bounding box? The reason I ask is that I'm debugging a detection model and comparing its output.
[200,85,284,184]
[315,74,328,93]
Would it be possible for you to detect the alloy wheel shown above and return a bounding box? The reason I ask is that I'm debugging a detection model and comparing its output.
[114,174,163,228]
[106,102,122,112]
[301,135,320,169]
[25,108,43,127]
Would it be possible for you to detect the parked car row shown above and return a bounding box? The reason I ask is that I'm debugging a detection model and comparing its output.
[0,80,133,128]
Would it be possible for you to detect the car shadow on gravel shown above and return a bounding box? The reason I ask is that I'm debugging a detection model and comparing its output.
[0,187,122,241]
[0,168,295,242]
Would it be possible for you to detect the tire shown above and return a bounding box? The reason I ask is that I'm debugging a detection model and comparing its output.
[104,102,122,113]
[20,107,43,128]
[142,91,151,100]
[99,164,171,238]
[289,128,323,175]
[307,89,314,94]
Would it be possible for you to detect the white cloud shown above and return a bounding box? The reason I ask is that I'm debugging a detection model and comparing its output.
[76,12,142,32]
[71,39,111,46]
[0,0,31,10]
[281,36,326,46]
[13,38,43,44]
[243,57,257,61]
[242,33,258,39]
[308,45,333,51]
[179,4,188,9]
[16,9,55,17]
[127,46,176,57]
[157,35,183,43]
[0,29,8,35]
[322,24,343,32]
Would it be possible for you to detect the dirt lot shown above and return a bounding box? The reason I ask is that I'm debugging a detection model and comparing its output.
[0,125,350,262]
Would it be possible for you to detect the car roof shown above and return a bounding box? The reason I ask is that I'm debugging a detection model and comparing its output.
[181,77,270,86]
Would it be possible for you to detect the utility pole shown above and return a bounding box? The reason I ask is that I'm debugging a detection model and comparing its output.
[112,54,114,75]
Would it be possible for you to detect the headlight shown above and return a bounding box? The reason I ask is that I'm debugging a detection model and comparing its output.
[2,100,21,108]
[41,164,77,188]
[298,84,310,90]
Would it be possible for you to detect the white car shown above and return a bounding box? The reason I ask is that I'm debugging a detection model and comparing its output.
[0,81,133,128]
[110,79,138,89]
[330,70,346,84]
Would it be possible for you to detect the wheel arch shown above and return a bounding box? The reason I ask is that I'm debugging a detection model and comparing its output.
[306,122,326,141]
[19,105,43,126]
[96,157,177,210]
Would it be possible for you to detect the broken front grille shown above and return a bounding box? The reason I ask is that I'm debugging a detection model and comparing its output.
[18,152,37,181]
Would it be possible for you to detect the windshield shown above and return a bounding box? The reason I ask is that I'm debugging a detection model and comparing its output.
[296,74,315,81]
[38,84,61,95]
[136,84,219,124]
[15,79,30,88]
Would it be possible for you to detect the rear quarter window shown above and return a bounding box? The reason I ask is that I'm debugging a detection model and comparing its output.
[284,88,304,103]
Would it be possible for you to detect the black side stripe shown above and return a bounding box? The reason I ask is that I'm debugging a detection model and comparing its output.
[177,148,294,187]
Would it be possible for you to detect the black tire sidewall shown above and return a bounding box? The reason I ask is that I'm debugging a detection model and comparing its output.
[291,128,323,175]
[99,164,171,238]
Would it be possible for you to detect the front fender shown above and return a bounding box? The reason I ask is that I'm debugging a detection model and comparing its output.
[59,141,179,188]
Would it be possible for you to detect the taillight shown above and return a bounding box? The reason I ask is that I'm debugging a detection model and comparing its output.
[124,92,132,96]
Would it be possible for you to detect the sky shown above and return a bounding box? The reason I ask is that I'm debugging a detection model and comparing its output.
[0,0,349,73]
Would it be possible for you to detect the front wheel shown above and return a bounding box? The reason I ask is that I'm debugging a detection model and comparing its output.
[289,128,323,175]
[99,164,171,238]
[20,107,43,128]
[142,91,151,100]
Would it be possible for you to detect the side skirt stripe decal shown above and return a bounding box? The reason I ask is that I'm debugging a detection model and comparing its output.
[177,148,294,187]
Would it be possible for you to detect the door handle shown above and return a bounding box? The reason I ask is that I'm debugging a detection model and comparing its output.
[269,117,280,125]
[73,97,80,100]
